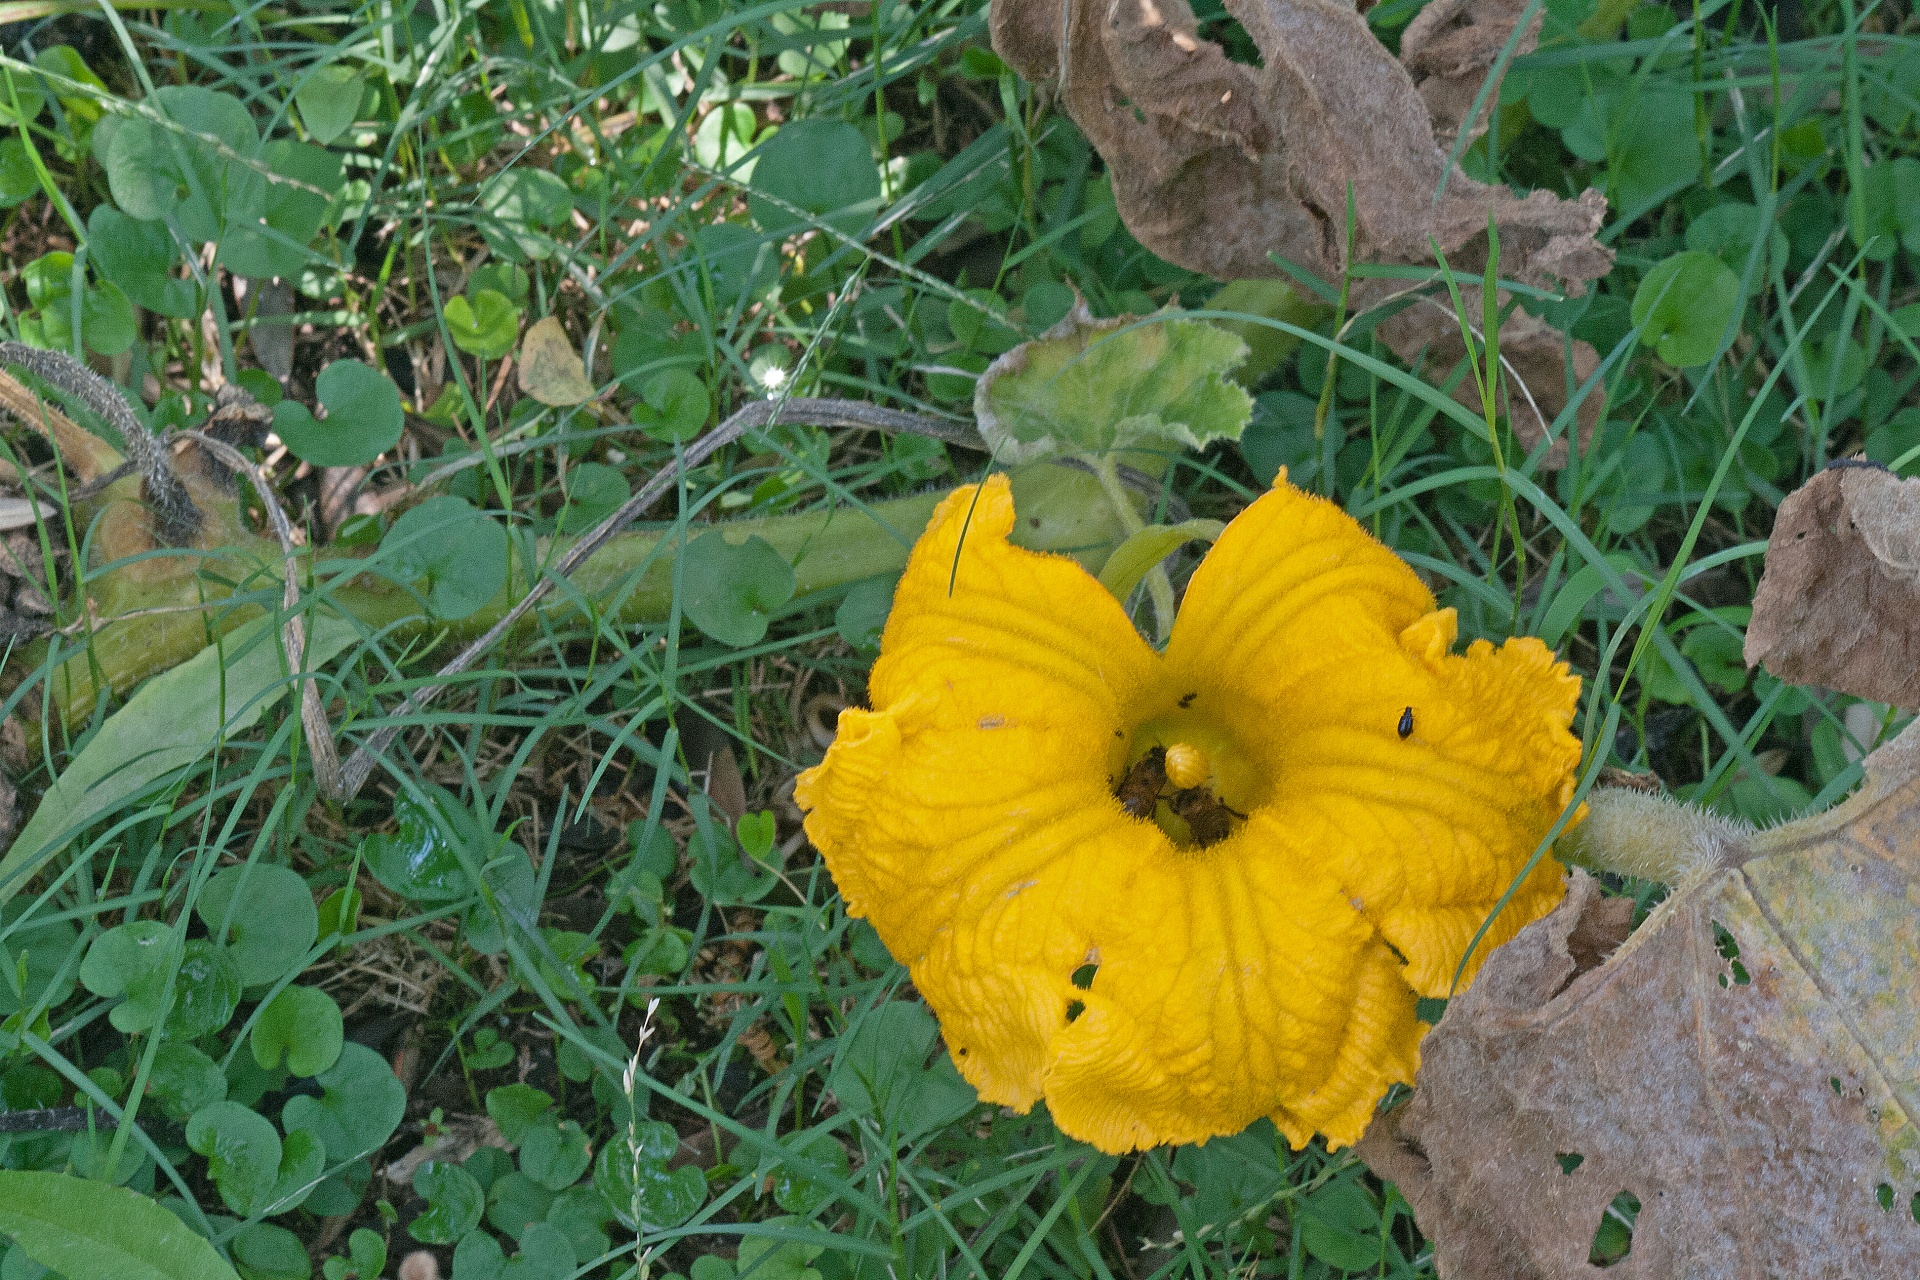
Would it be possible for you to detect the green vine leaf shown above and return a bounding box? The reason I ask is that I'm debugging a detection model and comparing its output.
[974,303,1253,463]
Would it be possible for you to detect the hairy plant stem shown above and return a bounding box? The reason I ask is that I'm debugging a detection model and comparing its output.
[38,461,1136,730]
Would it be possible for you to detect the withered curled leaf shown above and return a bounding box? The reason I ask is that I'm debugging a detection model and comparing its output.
[1746,462,1920,711]
[989,0,1611,291]
[1359,758,1920,1278]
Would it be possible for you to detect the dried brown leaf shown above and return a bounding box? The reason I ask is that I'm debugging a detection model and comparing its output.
[990,0,1611,290]
[1374,291,1603,466]
[1400,0,1541,147]
[1745,462,1920,711]
[1359,751,1920,1278]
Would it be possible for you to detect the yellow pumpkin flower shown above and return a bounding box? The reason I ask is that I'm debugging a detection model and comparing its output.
[796,473,1581,1154]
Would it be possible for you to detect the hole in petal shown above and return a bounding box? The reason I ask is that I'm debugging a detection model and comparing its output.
[1071,963,1098,990]
[1557,1152,1584,1174]
[1588,1190,1639,1267]
[1065,1000,1086,1023]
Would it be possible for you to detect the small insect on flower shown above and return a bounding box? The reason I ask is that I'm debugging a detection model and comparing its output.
[1114,747,1169,818]
[1398,706,1415,739]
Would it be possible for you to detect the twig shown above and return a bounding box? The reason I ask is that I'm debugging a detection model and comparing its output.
[0,1106,111,1133]
[176,430,343,800]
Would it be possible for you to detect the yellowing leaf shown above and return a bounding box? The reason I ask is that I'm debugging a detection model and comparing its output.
[974,303,1253,463]
[517,315,595,406]
[1360,762,1920,1277]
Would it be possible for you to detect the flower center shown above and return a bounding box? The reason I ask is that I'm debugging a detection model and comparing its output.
[1113,735,1248,849]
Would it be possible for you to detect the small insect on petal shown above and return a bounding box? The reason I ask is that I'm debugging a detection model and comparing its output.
[1398,707,1415,739]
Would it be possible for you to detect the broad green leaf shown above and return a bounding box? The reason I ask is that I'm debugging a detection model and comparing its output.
[634,369,709,443]
[834,575,895,650]
[478,169,573,262]
[0,1170,241,1280]
[283,1041,406,1162]
[1096,519,1225,601]
[148,1042,227,1123]
[188,1101,284,1217]
[361,787,476,902]
[273,358,404,467]
[517,316,595,406]
[412,1161,485,1244]
[747,118,882,237]
[518,1119,591,1192]
[97,86,259,241]
[87,205,196,317]
[555,462,628,534]
[1630,250,1740,368]
[2,614,358,907]
[77,919,172,1033]
[770,1132,850,1215]
[166,938,241,1039]
[592,1122,706,1231]
[0,138,38,208]
[485,1083,553,1145]
[219,140,342,278]
[231,1222,310,1280]
[197,863,318,987]
[681,531,796,647]
[445,289,520,359]
[975,304,1253,462]
[380,496,509,620]
[294,65,363,146]
[826,1002,977,1141]
[251,986,344,1077]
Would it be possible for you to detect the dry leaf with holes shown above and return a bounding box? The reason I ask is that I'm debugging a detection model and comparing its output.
[1745,462,1920,711]
[988,0,1610,291]
[1358,744,1920,1277]
[517,316,596,407]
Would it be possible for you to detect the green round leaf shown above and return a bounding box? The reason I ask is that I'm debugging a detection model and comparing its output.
[748,119,881,237]
[87,206,196,318]
[187,1101,281,1217]
[485,1083,554,1146]
[592,1124,706,1231]
[1630,250,1741,368]
[148,1042,227,1124]
[411,1161,485,1245]
[196,863,318,987]
[770,1131,850,1215]
[251,986,344,1077]
[555,462,629,534]
[835,575,895,650]
[275,358,404,467]
[283,1041,406,1162]
[635,369,709,443]
[445,289,521,359]
[681,530,796,647]
[79,921,173,1034]
[382,496,509,620]
[232,1222,310,1280]
[295,65,363,146]
[166,939,241,1040]
[361,789,469,901]
[519,1118,592,1192]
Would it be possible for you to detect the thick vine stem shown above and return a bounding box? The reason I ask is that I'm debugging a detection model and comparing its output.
[1557,787,1748,887]
[0,343,201,545]
[1089,452,1176,641]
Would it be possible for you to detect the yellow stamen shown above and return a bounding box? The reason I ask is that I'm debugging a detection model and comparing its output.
[1163,742,1210,790]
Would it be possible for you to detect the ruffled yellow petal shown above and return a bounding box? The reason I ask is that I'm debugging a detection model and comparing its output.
[1165,481,1581,997]
[1039,833,1390,1152]
[795,475,1157,1108]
